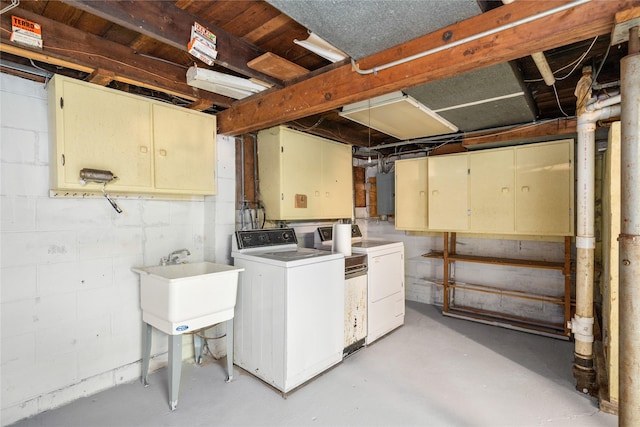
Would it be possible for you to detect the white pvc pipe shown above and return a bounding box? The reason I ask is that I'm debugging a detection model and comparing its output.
[586,94,622,111]
[572,103,620,374]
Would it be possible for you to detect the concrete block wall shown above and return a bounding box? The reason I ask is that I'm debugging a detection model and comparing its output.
[0,74,236,425]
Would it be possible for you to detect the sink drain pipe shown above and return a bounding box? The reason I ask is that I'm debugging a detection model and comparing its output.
[571,86,620,395]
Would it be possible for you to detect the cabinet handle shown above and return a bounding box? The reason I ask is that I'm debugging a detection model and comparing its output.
[325,192,330,197]
[501,187,510,193]
[159,149,167,156]
[315,191,320,197]
[431,190,439,196]
[140,146,148,154]
[521,186,530,192]
[419,191,425,197]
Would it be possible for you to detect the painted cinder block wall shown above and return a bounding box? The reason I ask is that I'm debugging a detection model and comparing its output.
[0,73,236,425]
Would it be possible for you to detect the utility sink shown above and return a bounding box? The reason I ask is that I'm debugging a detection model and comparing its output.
[132,262,244,335]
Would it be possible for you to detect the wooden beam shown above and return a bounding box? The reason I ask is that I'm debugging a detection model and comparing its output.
[62,0,284,87]
[217,0,636,136]
[463,118,578,147]
[86,68,116,86]
[0,7,232,108]
[247,52,308,81]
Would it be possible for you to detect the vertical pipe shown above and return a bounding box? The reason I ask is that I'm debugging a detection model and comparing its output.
[443,232,449,312]
[574,115,597,390]
[573,102,620,394]
[619,42,640,426]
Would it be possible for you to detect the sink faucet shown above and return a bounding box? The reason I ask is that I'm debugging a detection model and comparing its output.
[161,249,191,265]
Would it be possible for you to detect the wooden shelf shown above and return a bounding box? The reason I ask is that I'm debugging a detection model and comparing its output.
[441,232,572,339]
[448,281,564,305]
[449,254,564,270]
[444,306,569,340]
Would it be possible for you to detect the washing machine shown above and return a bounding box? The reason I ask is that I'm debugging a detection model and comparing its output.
[232,228,344,393]
[315,225,405,345]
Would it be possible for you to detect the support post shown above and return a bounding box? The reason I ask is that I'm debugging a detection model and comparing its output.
[619,31,640,426]
[443,232,449,312]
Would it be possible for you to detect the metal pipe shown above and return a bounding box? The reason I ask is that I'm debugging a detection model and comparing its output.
[237,136,246,230]
[619,48,640,427]
[352,0,590,75]
[251,133,259,206]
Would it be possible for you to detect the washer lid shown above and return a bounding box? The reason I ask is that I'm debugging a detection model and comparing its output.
[258,248,339,262]
[351,240,404,252]
[233,247,343,267]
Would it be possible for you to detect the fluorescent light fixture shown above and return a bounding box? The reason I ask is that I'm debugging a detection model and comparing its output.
[294,32,348,63]
[186,66,268,99]
[339,92,458,140]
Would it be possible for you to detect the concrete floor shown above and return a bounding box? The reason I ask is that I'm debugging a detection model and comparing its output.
[10,301,617,427]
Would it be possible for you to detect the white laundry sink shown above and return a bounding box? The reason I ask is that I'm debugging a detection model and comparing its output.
[132,262,244,335]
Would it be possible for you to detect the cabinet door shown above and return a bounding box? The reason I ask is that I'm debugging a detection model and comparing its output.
[428,154,468,231]
[321,141,353,219]
[469,148,515,233]
[53,77,152,191]
[152,104,216,195]
[395,157,428,230]
[281,131,322,219]
[515,140,574,235]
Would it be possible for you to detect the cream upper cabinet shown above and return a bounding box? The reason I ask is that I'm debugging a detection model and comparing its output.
[258,126,353,220]
[468,148,515,233]
[428,153,469,231]
[515,140,574,235]
[152,104,216,195]
[48,74,153,192]
[394,157,428,231]
[321,140,353,219]
[280,131,323,219]
[425,139,574,236]
[48,74,216,196]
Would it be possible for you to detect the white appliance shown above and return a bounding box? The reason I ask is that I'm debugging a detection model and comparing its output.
[232,228,344,393]
[343,253,368,356]
[316,225,405,345]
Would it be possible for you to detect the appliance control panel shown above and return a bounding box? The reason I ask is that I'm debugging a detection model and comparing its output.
[317,224,362,242]
[317,226,333,242]
[235,228,298,249]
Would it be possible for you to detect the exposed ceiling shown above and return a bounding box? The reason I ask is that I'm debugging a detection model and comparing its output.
[0,0,636,157]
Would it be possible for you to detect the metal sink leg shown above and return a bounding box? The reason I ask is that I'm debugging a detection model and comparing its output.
[193,333,205,364]
[169,334,182,411]
[141,323,152,387]
[226,318,234,382]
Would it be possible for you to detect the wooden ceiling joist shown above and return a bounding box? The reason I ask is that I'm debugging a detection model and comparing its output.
[0,7,232,108]
[62,0,285,87]
[216,0,635,136]
[462,118,578,148]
